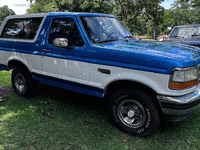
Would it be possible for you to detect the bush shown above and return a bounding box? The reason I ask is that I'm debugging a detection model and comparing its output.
[145,34,152,39]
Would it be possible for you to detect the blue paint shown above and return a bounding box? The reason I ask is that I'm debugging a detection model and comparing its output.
[0,64,8,70]
[48,12,116,18]
[32,73,104,98]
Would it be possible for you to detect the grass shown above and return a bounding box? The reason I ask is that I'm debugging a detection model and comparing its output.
[1,70,200,149]
[0,70,12,87]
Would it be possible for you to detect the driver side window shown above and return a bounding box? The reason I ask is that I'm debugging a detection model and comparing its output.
[48,18,84,47]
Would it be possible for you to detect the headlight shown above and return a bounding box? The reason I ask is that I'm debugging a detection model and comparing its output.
[169,66,199,90]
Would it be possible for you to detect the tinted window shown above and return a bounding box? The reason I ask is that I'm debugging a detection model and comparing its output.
[48,18,84,47]
[1,17,43,40]
[170,26,200,38]
[81,16,132,43]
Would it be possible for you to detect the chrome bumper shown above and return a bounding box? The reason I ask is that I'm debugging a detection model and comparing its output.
[157,86,200,122]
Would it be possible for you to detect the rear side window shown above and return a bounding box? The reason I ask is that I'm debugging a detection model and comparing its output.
[1,17,43,40]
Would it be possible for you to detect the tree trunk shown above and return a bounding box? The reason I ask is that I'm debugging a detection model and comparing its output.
[153,26,157,40]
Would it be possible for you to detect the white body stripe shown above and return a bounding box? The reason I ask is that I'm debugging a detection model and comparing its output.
[87,62,197,96]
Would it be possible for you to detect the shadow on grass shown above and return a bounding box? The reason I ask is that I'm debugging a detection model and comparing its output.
[1,83,200,149]
[0,83,119,150]
[33,83,111,124]
[36,83,109,109]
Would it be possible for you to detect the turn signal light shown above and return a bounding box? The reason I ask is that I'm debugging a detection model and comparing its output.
[170,80,197,90]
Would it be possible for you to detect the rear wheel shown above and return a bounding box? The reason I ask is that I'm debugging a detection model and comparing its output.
[12,66,36,97]
[109,87,160,136]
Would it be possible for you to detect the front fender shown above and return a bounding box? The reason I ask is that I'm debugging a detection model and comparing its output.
[102,67,197,97]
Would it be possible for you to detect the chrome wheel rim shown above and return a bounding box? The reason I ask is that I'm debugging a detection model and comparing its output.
[14,73,27,93]
[118,99,146,128]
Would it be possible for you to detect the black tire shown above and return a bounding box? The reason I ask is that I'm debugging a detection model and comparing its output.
[12,66,36,97]
[109,87,160,136]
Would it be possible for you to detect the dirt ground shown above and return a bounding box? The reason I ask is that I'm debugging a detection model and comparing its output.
[0,86,13,101]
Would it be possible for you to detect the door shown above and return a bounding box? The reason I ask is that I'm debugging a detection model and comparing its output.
[42,16,90,86]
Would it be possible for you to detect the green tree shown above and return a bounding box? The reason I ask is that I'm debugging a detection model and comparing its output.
[27,0,57,14]
[180,0,200,24]
[113,0,149,35]
[113,0,164,38]
[130,14,149,36]
[54,0,113,14]
[0,6,15,25]
[27,0,113,14]
[158,9,174,35]
[144,0,164,40]
[170,0,196,27]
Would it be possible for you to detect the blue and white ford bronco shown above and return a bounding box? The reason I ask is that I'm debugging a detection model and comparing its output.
[0,12,200,136]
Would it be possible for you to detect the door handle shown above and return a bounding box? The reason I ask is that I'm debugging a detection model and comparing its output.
[42,49,51,52]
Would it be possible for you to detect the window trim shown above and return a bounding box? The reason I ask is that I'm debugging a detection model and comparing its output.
[0,14,48,43]
[78,16,118,45]
[47,17,85,48]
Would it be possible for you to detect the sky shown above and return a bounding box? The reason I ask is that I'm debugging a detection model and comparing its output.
[0,0,30,15]
[0,0,176,15]
[161,0,176,9]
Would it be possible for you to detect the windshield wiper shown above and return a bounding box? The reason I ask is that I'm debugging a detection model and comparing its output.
[97,39,121,44]
[124,36,133,42]
[192,34,200,37]
[171,35,182,38]
[124,36,133,38]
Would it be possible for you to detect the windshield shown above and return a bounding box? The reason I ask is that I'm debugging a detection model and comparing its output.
[80,16,132,44]
[170,26,200,38]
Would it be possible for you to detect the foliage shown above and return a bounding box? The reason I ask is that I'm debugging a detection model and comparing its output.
[130,15,149,36]
[27,0,57,14]
[144,0,165,40]
[145,34,152,39]
[27,0,113,14]
[113,0,164,37]
[0,6,15,25]
[55,0,114,14]
[170,0,197,27]
[114,0,147,23]
[158,9,174,35]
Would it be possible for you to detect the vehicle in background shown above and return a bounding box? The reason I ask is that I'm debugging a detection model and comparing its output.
[165,24,200,47]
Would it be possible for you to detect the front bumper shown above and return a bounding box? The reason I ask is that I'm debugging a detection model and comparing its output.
[157,86,200,122]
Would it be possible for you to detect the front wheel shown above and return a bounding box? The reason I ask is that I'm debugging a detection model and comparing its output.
[109,87,160,136]
[12,67,36,97]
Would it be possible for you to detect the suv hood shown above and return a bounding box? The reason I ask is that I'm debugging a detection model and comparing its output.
[91,39,200,74]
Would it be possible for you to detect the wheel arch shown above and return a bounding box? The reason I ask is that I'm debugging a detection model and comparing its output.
[8,59,31,74]
[104,80,162,114]
[104,80,157,96]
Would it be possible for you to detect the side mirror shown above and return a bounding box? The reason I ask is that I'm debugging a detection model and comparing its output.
[53,38,68,48]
